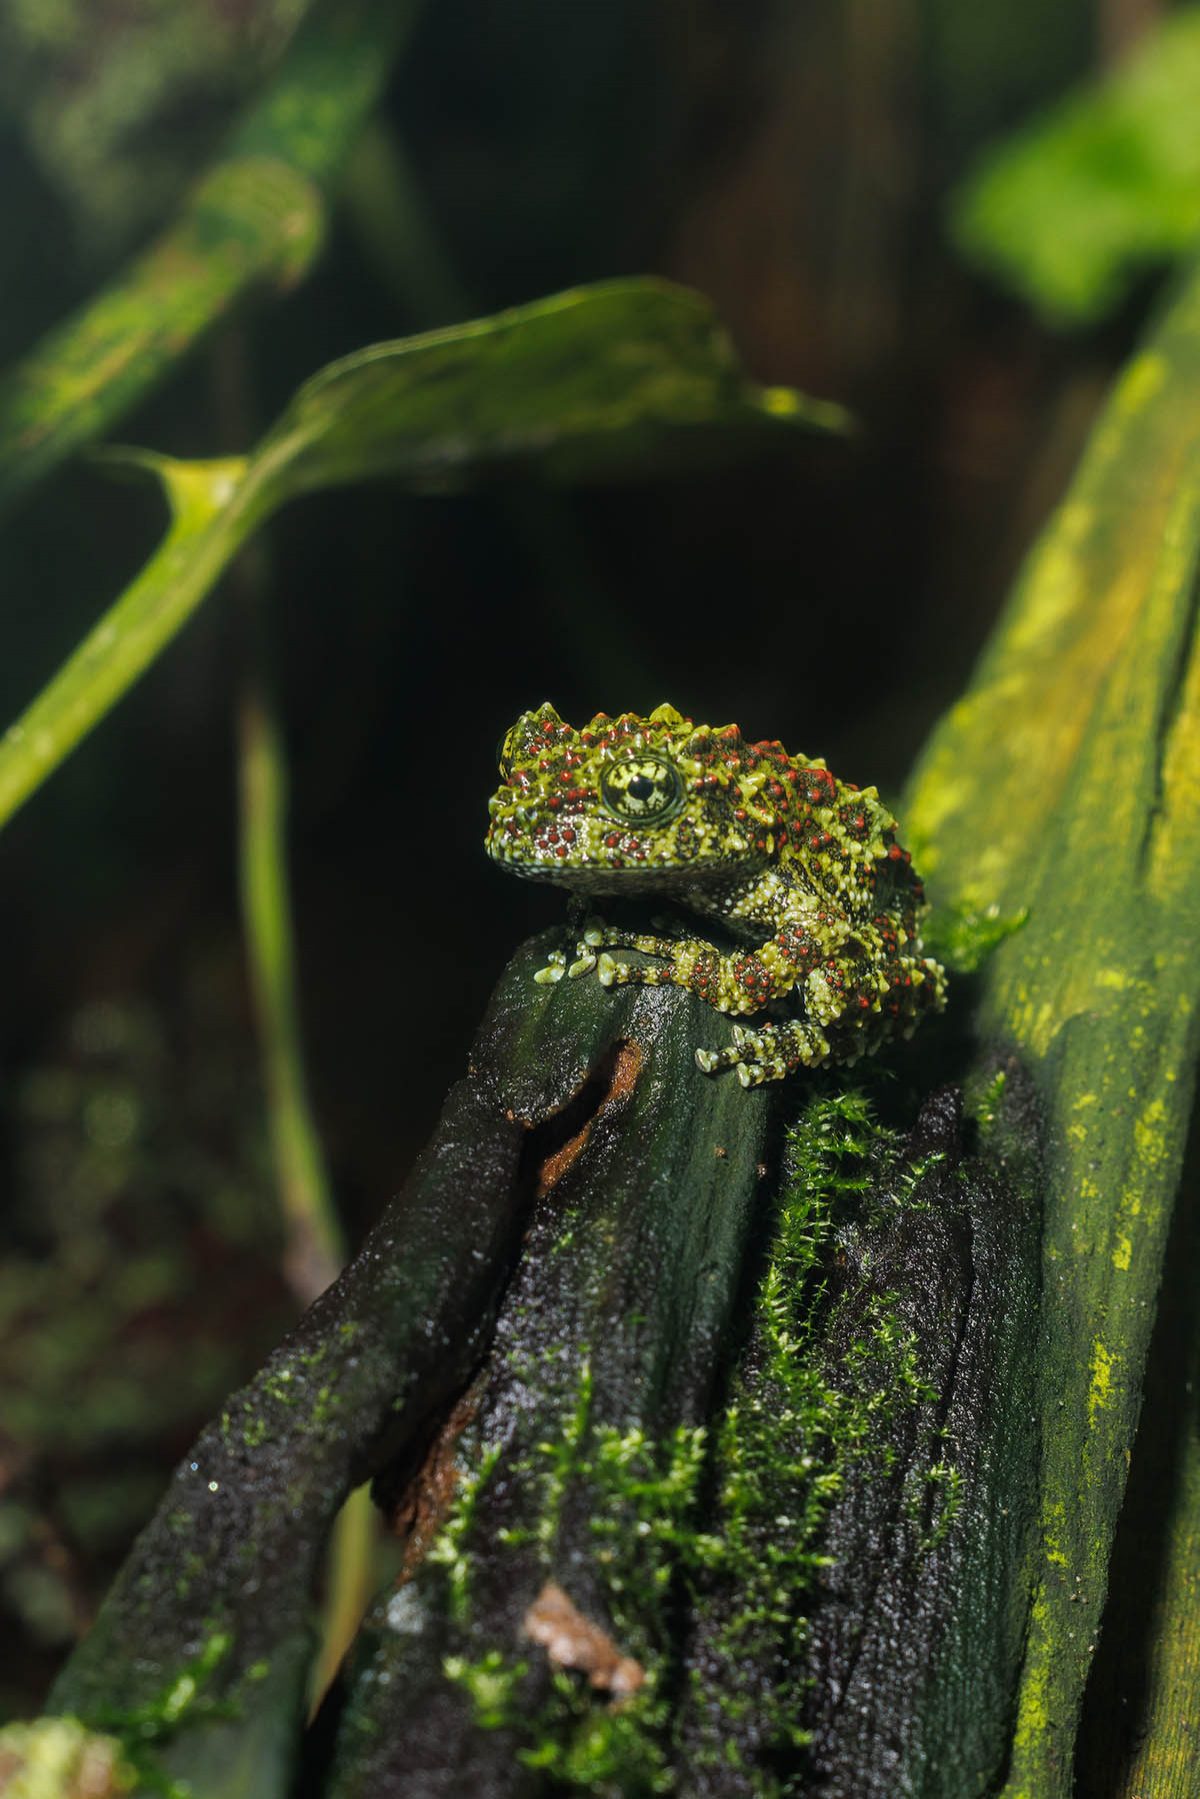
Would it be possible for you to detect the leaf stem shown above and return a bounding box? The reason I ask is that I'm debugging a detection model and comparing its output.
[237,666,343,1305]
[0,458,259,832]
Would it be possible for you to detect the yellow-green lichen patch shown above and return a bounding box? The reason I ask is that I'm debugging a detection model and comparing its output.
[1114,351,1168,419]
[1005,1584,1056,1771]
[1005,501,1093,654]
[1088,1340,1116,1427]
[1133,1094,1170,1171]
[1044,1535,1070,1572]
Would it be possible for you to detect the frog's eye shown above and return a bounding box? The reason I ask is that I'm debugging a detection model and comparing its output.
[599,752,685,826]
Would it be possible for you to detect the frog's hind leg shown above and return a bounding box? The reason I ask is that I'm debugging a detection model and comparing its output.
[696,1017,832,1087]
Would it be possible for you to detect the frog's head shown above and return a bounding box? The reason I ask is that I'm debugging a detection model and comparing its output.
[486,701,792,895]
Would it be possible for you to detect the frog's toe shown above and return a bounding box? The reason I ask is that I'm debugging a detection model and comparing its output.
[696,1040,746,1075]
[568,948,597,978]
[534,950,567,985]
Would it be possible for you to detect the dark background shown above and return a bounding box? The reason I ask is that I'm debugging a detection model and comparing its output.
[0,0,1159,1712]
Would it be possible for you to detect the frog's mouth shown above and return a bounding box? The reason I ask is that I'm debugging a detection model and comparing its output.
[487,837,758,896]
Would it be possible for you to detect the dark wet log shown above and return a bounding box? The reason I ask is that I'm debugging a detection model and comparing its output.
[49,932,1041,1799]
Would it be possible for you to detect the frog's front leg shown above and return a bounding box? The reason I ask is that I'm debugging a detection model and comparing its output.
[532,914,636,985]
[577,883,826,1005]
[533,927,665,985]
[593,924,840,1086]
[565,873,835,1005]
[594,930,803,1010]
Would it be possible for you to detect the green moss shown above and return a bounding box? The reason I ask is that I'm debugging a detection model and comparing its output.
[441,1650,528,1731]
[220,1339,346,1445]
[588,1422,709,1633]
[171,1548,207,1604]
[90,1631,234,1744]
[921,898,1028,974]
[427,1443,503,1624]
[682,1087,961,1785]
[429,1089,961,1794]
[918,1461,964,1552]
[968,1066,1009,1136]
[430,1360,696,1791]
[66,1630,254,1797]
[312,1383,340,1428]
[518,1673,674,1795]
[240,1414,270,1450]
[440,1650,672,1796]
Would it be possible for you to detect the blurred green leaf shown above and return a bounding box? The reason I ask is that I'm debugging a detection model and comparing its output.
[951,9,1200,325]
[0,278,847,836]
[0,0,420,517]
[0,0,314,252]
[256,276,849,495]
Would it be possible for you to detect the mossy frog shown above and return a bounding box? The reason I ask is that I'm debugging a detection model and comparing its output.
[486,703,946,1086]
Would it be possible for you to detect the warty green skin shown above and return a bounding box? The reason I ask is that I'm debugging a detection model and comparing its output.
[487,702,946,1085]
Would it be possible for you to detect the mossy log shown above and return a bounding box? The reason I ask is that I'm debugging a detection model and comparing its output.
[48,932,1040,1797]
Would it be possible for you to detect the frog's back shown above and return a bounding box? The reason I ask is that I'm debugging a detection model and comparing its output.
[774,757,924,932]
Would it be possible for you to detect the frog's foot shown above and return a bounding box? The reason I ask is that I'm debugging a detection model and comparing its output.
[533,917,610,984]
[696,1019,832,1087]
[534,948,568,985]
[555,919,685,988]
[537,919,680,986]
[595,931,689,991]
